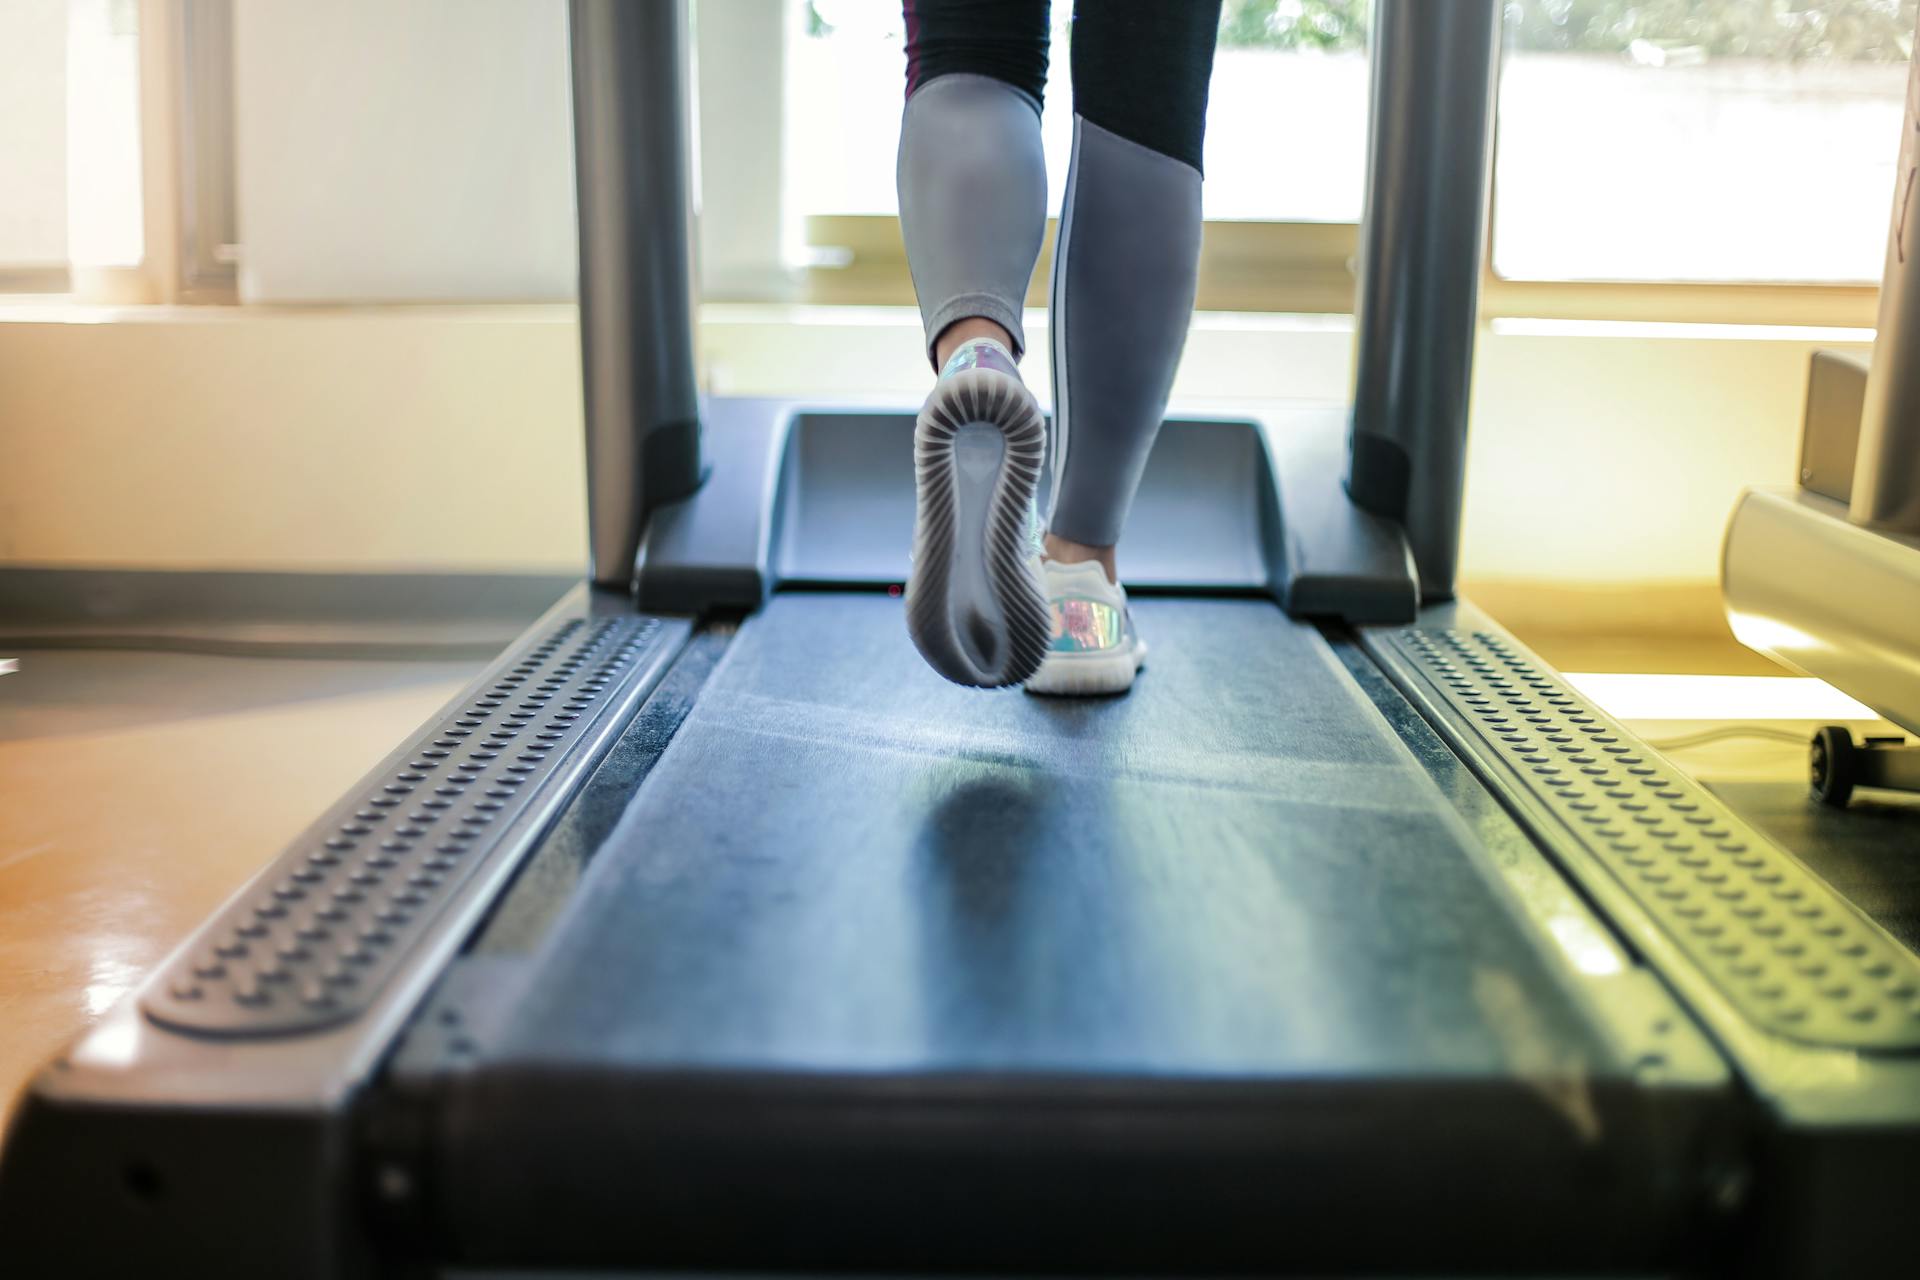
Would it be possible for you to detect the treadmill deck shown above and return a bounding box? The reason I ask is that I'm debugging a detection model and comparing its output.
[403,594,1728,1271]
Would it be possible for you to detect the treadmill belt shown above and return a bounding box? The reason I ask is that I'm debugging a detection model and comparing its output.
[428,595,1710,1271]
[496,594,1602,1075]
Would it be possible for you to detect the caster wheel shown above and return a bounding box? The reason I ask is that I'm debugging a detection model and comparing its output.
[1810,725,1857,808]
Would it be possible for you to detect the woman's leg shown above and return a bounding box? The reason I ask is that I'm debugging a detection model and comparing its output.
[897,1,1052,367]
[1046,0,1222,579]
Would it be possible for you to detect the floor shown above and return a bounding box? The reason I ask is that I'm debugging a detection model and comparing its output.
[0,628,1907,1132]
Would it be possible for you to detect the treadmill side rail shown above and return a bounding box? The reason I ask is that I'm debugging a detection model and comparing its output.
[141,614,671,1038]
[1369,608,1920,1060]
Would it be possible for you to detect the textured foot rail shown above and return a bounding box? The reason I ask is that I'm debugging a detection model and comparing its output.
[1375,625,1920,1052]
[144,615,668,1037]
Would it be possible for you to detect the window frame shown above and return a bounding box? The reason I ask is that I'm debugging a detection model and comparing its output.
[766,5,1888,331]
[785,213,1879,329]
[0,0,238,302]
[170,0,238,302]
[0,0,74,292]
[0,267,72,294]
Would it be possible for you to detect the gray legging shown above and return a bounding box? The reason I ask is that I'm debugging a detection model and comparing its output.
[896,1,1222,549]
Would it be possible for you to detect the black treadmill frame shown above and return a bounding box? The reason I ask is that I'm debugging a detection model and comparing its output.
[9,569,1920,1275]
[5,1,1920,1276]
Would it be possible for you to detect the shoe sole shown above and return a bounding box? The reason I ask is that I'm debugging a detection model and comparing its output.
[905,369,1050,688]
[1024,642,1148,697]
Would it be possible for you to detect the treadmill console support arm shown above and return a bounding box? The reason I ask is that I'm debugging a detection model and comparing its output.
[1853,8,1920,537]
[570,0,704,590]
[1346,0,1501,602]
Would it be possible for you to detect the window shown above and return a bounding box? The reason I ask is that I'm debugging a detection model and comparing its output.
[761,0,1899,321]
[766,1,1372,312]
[0,1,81,289]
[5,1,1903,316]
[787,0,1372,222]
[1209,0,1371,223]
[0,0,238,300]
[65,0,146,275]
[1494,0,1916,284]
[0,0,146,291]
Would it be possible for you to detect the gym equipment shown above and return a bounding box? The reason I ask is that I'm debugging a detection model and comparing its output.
[1809,725,1920,809]
[6,3,1920,1276]
[1724,41,1920,808]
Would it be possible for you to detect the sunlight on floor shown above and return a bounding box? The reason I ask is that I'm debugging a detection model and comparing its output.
[1567,672,1877,723]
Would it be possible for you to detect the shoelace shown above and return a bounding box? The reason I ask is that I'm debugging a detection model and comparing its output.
[1024,499,1047,560]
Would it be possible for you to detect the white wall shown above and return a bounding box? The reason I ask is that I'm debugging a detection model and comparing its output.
[1464,322,1861,584]
[0,305,588,570]
[230,0,577,302]
[0,305,1869,596]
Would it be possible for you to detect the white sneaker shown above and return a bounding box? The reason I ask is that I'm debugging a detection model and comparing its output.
[1023,559,1148,696]
[904,338,1051,688]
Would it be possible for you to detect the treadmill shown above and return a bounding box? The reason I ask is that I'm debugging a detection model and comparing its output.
[4,3,1917,1275]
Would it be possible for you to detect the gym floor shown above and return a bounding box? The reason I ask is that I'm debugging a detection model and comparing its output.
[0,625,1903,1131]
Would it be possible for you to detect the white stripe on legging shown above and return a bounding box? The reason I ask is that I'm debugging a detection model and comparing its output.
[1046,115,1084,525]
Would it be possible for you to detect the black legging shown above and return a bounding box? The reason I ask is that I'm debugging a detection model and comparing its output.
[897,0,1222,547]
[903,0,1222,172]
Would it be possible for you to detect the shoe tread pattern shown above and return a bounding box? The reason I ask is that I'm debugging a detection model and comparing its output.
[906,369,1050,688]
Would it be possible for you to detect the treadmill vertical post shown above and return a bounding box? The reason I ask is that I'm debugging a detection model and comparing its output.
[569,0,704,589]
[1345,0,1501,602]
[1852,9,1920,537]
